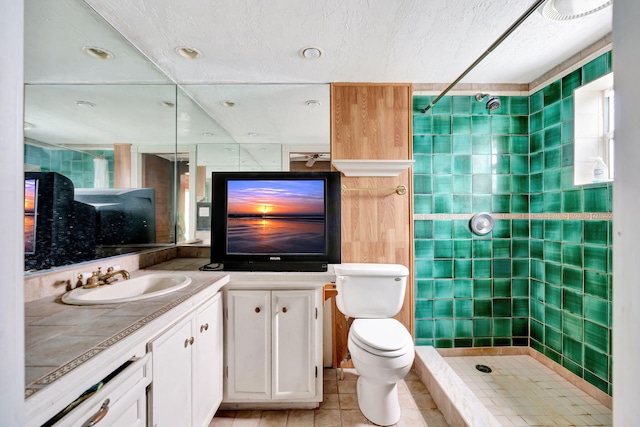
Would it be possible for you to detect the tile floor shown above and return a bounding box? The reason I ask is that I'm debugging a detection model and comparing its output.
[444,355,612,427]
[209,368,450,427]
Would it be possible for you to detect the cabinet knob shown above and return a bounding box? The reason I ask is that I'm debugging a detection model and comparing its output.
[200,323,209,333]
[190,336,195,345]
[255,307,261,313]
[184,337,195,347]
[282,307,288,313]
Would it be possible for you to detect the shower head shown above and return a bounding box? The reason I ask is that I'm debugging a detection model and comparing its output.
[475,93,501,111]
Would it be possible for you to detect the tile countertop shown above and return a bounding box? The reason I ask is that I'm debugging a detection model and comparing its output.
[24,260,229,405]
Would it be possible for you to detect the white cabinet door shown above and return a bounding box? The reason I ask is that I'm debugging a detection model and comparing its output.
[271,290,316,400]
[226,290,271,400]
[148,315,194,427]
[193,293,223,427]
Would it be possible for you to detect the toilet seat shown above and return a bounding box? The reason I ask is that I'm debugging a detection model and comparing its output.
[350,319,412,357]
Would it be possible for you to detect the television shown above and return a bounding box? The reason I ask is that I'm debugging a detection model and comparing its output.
[210,171,341,272]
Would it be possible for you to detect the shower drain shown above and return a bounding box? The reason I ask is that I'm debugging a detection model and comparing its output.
[475,364,492,373]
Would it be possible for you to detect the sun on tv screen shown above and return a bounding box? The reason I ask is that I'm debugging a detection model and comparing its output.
[24,178,38,254]
[210,171,341,272]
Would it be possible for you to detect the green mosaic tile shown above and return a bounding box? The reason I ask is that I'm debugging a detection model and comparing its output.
[433,154,452,174]
[432,97,452,115]
[413,174,432,194]
[413,96,434,114]
[493,279,511,298]
[562,243,583,268]
[530,152,543,174]
[454,240,472,258]
[544,283,561,309]
[454,279,473,298]
[511,136,529,155]
[543,102,562,127]
[413,155,433,174]
[493,240,511,259]
[452,135,472,154]
[433,136,452,153]
[414,194,432,214]
[453,221,473,238]
[454,259,472,278]
[433,175,452,194]
[584,271,608,299]
[562,221,582,243]
[434,339,453,348]
[513,259,530,278]
[544,125,561,149]
[510,96,529,115]
[563,335,584,365]
[415,279,434,299]
[492,175,511,194]
[471,98,490,115]
[544,220,562,240]
[531,279,545,301]
[473,280,492,299]
[491,135,510,154]
[413,115,433,134]
[562,311,583,339]
[435,319,453,337]
[492,195,510,213]
[530,240,543,259]
[530,131,543,153]
[563,289,584,316]
[585,321,609,354]
[493,220,511,238]
[473,318,492,336]
[493,318,512,337]
[433,194,452,213]
[545,260,562,283]
[584,346,609,381]
[563,266,583,291]
[544,147,561,170]
[472,156,492,174]
[544,170,561,192]
[493,298,512,317]
[434,240,453,259]
[454,339,473,347]
[415,220,433,238]
[492,155,509,175]
[452,96,472,115]
[511,156,529,175]
[433,260,453,278]
[584,371,609,394]
[452,155,472,174]
[583,54,609,84]
[544,80,562,106]
[561,358,583,378]
[493,259,511,278]
[545,325,563,352]
[414,239,434,259]
[562,68,582,98]
[434,299,453,318]
[531,260,545,282]
[561,144,574,167]
[454,300,473,319]
[472,195,492,212]
[584,221,608,246]
[513,298,529,317]
[530,89,544,113]
[584,245,608,272]
[433,115,452,134]
[543,191,561,213]
[452,195,472,214]
[452,116,471,135]
[511,195,529,213]
[415,299,434,318]
[563,189,583,213]
[473,240,492,258]
[584,187,608,212]
[433,220,452,238]
[434,280,454,298]
[471,116,491,135]
[561,97,574,122]
[414,259,433,277]
[473,260,491,278]
[453,175,472,194]
[531,319,544,342]
[415,320,435,339]
[512,220,529,238]
[530,173,543,193]
[492,115,511,134]
[455,319,473,337]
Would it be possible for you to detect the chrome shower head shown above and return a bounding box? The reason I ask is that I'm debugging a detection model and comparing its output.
[475,93,501,111]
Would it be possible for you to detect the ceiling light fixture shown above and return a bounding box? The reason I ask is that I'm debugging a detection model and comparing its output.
[175,46,202,59]
[159,101,176,108]
[541,0,612,20]
[248,132,258,137]
[24,122,35,130]
[75,100,95,108]
[301,47,323,60]
[221,101,236,107]
[202,132,214,137]
[305,100,321,107]
[82,46,114,60]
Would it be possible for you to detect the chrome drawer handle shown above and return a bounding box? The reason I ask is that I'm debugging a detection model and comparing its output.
[81,398,110,427]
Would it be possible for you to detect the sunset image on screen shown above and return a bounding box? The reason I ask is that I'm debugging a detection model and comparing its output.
[226,179,325,255]
[24,179,37,254]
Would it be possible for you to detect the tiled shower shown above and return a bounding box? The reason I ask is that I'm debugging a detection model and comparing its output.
[412,52,613,395]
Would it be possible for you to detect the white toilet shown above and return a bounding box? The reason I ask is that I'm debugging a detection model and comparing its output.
[334,263,414,426]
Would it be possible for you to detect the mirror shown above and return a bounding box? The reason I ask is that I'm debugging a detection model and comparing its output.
[24,0,330,273]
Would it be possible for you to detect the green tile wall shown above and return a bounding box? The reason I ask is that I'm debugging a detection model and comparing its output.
[413,52,613,395]
[24,145,115,188]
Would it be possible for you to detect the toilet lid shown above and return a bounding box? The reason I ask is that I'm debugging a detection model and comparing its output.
[350,319,412,356]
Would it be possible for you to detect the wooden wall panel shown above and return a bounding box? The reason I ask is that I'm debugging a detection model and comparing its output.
[113,144,132,188]
[330,83,414,367]
[142,154,174,244]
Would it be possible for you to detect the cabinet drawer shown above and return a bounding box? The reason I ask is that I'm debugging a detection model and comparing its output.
[45,353,151,427]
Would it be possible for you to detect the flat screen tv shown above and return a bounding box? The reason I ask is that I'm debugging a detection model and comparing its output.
[210,171,341,272]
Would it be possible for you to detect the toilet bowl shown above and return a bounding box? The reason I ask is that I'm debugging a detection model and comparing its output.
[334,263,414,426]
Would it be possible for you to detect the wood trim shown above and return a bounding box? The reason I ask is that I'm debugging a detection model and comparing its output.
[113,144,132,188]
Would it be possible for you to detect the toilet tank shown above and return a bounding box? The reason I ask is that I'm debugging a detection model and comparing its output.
[334,263,409,318]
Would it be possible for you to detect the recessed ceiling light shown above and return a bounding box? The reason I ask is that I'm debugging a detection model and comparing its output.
[305,100,321,107]
[301,47,323,60]
[159,101,176,108]
[175,46,202,59]
[75,100,95,108]
[248,132,258,137]
[221,101,236,107]
[542,0,612,20]
[24,122,35,130]
[202,132,214,137]
[82,46,114,60]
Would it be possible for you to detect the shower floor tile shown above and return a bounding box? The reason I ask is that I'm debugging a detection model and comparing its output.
[444,355,612,427]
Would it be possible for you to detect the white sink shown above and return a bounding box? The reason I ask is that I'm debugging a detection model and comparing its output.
[61,273,192,305]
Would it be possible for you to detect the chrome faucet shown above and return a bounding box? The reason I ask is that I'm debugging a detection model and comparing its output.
[82,266,130,288]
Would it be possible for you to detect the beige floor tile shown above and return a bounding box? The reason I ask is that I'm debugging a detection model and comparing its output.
[324,379,339,394]
[338,393,359,410]
[286,409,314,426]
[340,409,377,427]
[337,379,357,394]
[320,393,340,410]
[314,409,341,426]
[258,410,289,427]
